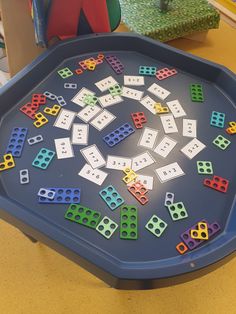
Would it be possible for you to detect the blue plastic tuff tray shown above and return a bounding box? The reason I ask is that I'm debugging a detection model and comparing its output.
[0,33,236,290]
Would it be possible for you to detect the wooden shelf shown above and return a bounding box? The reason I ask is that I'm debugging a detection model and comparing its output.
[0,0,45,77]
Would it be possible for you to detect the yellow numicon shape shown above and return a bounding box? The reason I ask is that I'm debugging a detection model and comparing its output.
[226,121,236,134]
[190,222,209,240]
[154,103,169,114]
[84,58,97,71]
[44,105,61,116]
[122,167,138,184]
[33,112,49,128]
[0,154,15,172]
[86,62,96,71]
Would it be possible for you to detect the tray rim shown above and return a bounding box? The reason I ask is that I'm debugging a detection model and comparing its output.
[1,32,236,288]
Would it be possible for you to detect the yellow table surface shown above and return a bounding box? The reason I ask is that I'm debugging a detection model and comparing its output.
[1,20,236,314]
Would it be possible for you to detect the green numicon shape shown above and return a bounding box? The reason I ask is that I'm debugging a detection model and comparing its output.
[197,161,213,175]
[213,135,231,150]
[145,215,167,237]
[109,84,122,96]
[167,202,188,221]
[120,205,138,240]
[83,95,98,106]
[96,216,118,239]
[65,204,101,229]
[190,84,204,102]
[58,67,73,79]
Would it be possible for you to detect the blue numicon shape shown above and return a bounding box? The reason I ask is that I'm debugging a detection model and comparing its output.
[38,188,81,204]
[6,127,28,157]
[103,123,135,147]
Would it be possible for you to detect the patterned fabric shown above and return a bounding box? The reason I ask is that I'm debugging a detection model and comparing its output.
[119,0,220,42]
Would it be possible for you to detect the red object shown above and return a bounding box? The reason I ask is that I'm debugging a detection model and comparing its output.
[20,103,39,120]
[97,54,105,60]
[131,112,147,129]
[79,60,89,70]
[28,0,33,10]
[75,68,83,75]
[156,68,177,81]
[31,94,46,106]
[46,0,111,42]
[176,242,188,255]
[95,58,103,65]
[128,181,148,205]
[204,175,229,193]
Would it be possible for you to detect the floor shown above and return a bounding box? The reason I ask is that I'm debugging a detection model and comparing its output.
[1,20,236,314]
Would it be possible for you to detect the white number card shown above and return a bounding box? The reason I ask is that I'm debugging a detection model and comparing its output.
[54,137,74,159]
[132,151,155,172]
[77,105,102,123]
[95,76,118,92]
[148,83,170,100]
[138,127,159,150]
[160,114,178,134]
[139,95,156,115]
[90,110,116,131]
[80,144,106,169]
[154,136,177,158]
[72,124,89,145]
[78,164,108,185]
[128,175,154,190]
[182,119,197,138]
[155,162,185,183]
[106,155,132,170]
[166,100,186,118]
[71,88,95,107]
[99,94,123,108]
[124,76,145,86]
[181,138,206,159]
[121,87,144,101]
[54,109,76,130]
